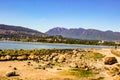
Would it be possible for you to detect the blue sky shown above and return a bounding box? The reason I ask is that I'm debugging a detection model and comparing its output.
[0,0,120,32]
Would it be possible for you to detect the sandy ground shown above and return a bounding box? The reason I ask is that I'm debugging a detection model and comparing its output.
[0,60,76,80]
[94,49,120,80]
[0,49,120,80]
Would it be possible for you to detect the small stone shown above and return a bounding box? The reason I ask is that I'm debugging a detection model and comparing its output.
[107,67,119,77]
[12,56,17,60]
[28,54,37,60]
[13,67,17,70]
[5,55,12,60]
[6,71,19,77]
[69,63,78,68]
[107,71,116,77]
[9,66,12,67]
[57,68,62,70]
[53,56,59,62]
[58,55,65,63]
[114,75,120,80]
[0,56,6,61]
[17,55,27,60]
[27,61,31,65]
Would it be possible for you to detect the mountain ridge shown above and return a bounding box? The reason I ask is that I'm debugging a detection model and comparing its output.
[46,27,120,41]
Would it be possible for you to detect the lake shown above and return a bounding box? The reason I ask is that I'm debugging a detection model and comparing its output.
[0,41,111,49]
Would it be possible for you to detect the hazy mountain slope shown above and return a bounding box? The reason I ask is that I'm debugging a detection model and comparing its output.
[0,24,47,39]
[46,27,120,41]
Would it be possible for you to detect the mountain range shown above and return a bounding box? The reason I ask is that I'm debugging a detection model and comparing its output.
[0,24,120,41]
[46,27,120,41]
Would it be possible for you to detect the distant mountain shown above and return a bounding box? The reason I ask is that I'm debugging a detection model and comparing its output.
[0,24,47,40]
[46,27,120,41]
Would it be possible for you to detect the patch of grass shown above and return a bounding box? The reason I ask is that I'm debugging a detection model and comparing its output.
[61,68,94,78]
[85,52,105,60]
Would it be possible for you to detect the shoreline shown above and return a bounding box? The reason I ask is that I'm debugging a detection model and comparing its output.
[0,40,113,47]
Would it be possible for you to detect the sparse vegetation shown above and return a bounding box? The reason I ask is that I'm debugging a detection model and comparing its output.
[85,52,105,60]
[61,68,94,78]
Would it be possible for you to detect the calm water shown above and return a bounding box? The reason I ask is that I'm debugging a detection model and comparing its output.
[0,41,111,50]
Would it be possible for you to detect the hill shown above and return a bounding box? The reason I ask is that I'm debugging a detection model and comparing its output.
[0,24,47,41]
[46,27,120,41]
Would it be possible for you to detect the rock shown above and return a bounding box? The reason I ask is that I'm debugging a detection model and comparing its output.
[13,67,17,70]
[6,71,19,77]
[58,55,65,63]
[51,53,58,57]
[104,57,118,65]
[116,64,120,67]
[57,68,62,70]
[69,62,78,68]
[5,55,12,60]
[90,77,104,80]
[35,65,46,70]
[27,61,31,66]
[45,62,51,65]
[107,67,120,77]
[114,76,120,80]
[17,55,27,60]
[43,55,49,61]
[73,49,77,54]
[28,54,37,60]
[12,56,17,60]
[53,56,59,62]
[47,56,53,61]
[107,71,116,77]
[76,60,88,69]
[0,56,6,61]
[72,54,76,59]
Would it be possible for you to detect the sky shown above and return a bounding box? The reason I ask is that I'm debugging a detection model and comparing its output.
[0,0,120,32]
